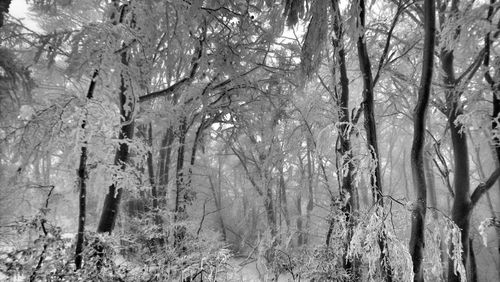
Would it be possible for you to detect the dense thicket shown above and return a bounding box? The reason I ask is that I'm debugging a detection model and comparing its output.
[0,0,499,281]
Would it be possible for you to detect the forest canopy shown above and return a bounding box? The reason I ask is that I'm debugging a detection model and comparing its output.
[0,0,499,281]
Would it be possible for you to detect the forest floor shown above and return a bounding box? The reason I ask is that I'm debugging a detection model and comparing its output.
[225,257,295,282]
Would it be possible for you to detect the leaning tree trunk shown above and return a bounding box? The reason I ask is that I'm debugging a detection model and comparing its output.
[409,0,435,280]
[75,69,99,269]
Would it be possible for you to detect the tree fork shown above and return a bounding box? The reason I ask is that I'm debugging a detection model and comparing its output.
[355,0,392,280]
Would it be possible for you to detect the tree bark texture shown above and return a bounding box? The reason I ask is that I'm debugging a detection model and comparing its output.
[97,41,135,234]
[330,0,359,277]
[355,1,391,280]
[158,127,174,206]
[174,117,188,247]
[75,69,99,269]
[409,0,435,280]
[438,1,471,279]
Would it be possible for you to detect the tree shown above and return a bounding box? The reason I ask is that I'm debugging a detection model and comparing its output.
[409,0,435,280]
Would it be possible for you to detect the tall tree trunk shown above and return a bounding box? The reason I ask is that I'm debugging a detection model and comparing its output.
[296,194,303,246]
[484,0,500,165]
[187,117,206,187]
[483,2,500,264]
[97,47,134,234]
[296,155,305,246]
[355,0,391,280]
[97,2,135,234]
[439,1,471,278]
[305,136,313,245]
[75,69,98,270]
[175,117,187,215]
[409,0,435,280]
[265,182,277,238]
[468,238,478,282]
[424,146,438,219]
[446,96,471,282]
[425,145,447,280]
[217,157,227,240]
[146,123,163,225]
[330,0,359,276]
[279,164,290,232]
[158,127,174,206]
[174,117,188,247]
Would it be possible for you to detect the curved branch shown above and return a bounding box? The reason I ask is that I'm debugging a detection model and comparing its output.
[470,168,500,208]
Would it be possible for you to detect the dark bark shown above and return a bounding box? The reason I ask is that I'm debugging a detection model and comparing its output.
[174,117,188,247]
[175,117,187,215]
[187,117,208,188]
[484,0,500,173]
[29,187,54,281]
[296,194,303,246]
[75,69,99,269]
[356,0,382,203]
[424,147,438,219]
[468,238,477,282]
[147,123,157,210]
[0,0,11,28]
[356,1,391,280]
[409,0,435,280]
[483,0,500,262]
[446,103,470,282]
[97,45,135,234]
[438,2,471,279]
[265,183,277,237]
[330,0,359,277]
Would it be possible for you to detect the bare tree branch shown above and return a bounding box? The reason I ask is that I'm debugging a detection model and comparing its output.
[470,167,500,208]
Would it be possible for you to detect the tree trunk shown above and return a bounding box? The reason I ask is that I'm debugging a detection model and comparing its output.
[439,3,471,276]
[265,183,277,238]
[146,123,163,226]
[447,103,471,282]
[0,0,12,28]
[75,69,99,269]
[468,238,478,282]
[355,0,391,280]
[174,117,188,247]
[279,162,290,233]
[296,194,303,246]
[158,126,174,206]
[409,0,435,280]
[305,136,313,246]
[97,46,134,234]
[483,3,500,261]
[330,0,359,277]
